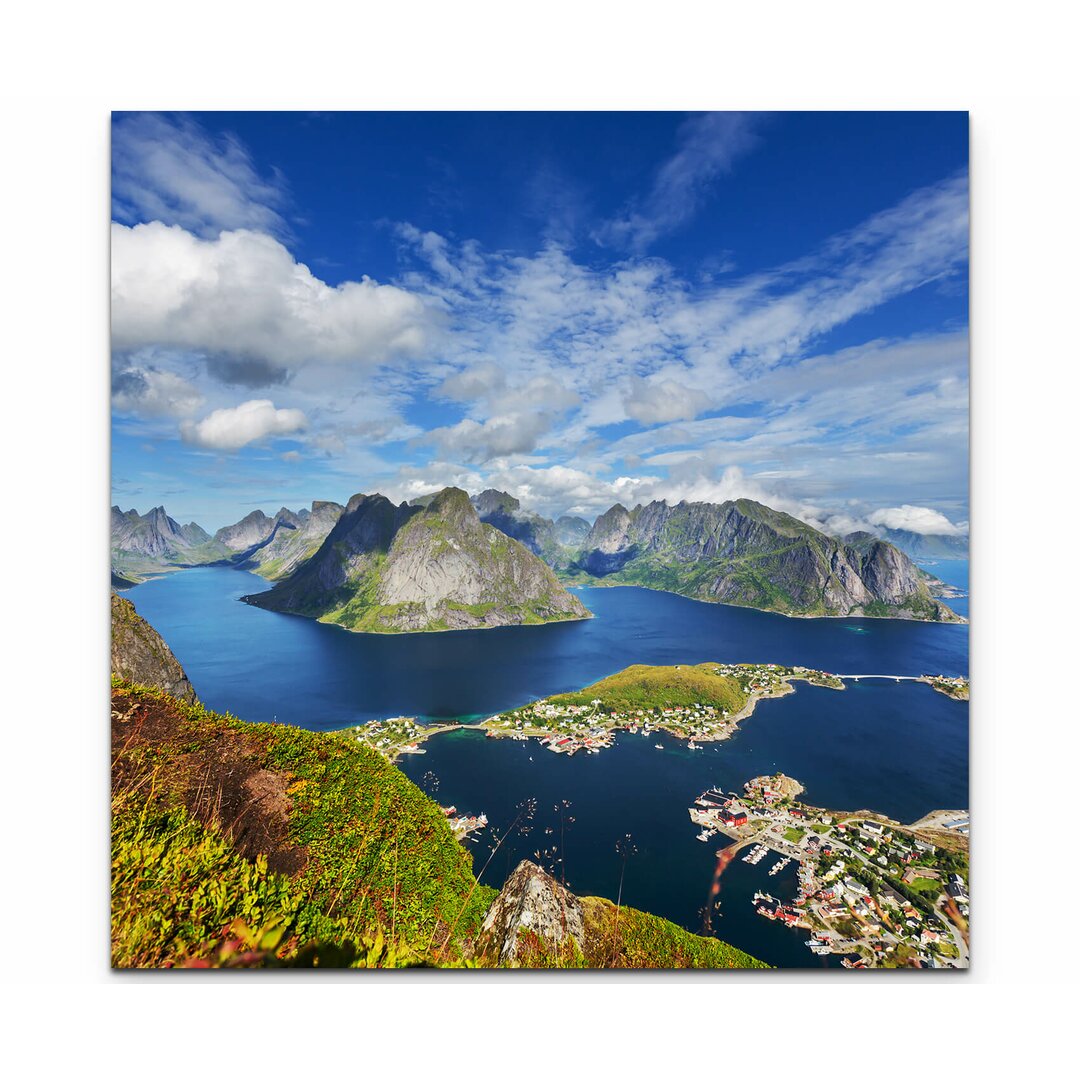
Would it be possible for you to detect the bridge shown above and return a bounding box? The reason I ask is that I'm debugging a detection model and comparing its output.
[832,674,923,682]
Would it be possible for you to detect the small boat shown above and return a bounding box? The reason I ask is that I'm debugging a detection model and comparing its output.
[655,744,664,750]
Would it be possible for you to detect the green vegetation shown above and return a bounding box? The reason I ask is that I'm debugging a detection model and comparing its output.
[905,877,943,896]
[111,680,766,970]
[580,898,769,969]
[548,662,748,714]
[783,826,806,844]
[111,681,493,967]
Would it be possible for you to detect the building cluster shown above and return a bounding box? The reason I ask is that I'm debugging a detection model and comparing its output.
[485,695,737,752]
[351,716,426,760]
[687,774,969,968]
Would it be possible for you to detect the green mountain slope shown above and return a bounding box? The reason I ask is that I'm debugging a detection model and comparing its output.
[571,498,960,621]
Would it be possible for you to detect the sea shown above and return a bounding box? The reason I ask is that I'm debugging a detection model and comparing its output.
[124,563,969,969]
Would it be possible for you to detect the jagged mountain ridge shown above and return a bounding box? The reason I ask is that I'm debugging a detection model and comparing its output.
[214,507,305,551]
[867,527,968,560]
[111,505,231,582]
[245,486,590,632]
[571,497,960,621]
[211,502,344,581]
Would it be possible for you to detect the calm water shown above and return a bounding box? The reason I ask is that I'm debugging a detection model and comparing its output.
[126,566,969,969]
[128,568,968,728]
[919,558,969,619]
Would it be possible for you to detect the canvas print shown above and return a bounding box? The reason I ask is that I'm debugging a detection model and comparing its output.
[110,111,969,970]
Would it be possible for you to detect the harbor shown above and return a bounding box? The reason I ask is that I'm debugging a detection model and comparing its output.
[686,775,970,968]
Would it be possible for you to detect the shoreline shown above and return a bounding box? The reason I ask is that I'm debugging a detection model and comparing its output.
[558,578,967,625]
[340,664,968,755]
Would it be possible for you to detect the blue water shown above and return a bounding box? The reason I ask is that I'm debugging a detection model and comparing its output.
[128,568,968,729]
[919,558,969,619]
[125,566,969,969]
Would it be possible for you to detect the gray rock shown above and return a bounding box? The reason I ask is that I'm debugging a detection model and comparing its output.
[111,593,196,703]
[476,861,584,964]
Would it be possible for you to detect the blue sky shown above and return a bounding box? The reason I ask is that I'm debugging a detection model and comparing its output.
[111,111,969,536]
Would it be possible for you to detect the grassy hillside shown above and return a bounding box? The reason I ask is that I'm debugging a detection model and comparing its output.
[111,681,493,967]
[111,680,766,969]
[548,663,749,714]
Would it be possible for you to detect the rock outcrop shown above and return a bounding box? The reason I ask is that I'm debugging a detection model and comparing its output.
[575,498,960,621]
[475,861,585,964]
[246,487,590,633]
[111,593,196,703]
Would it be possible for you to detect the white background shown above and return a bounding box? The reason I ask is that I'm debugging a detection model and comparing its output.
[1,0,1077,1072]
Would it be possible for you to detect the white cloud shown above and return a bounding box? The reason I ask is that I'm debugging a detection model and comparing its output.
[422,412,556,463]
[180,399,307,451]
[112,222,431,383]
[598,113,763,251]
[622,376,702,424]
[112,365,204,417]
[112,113,288,238]
[867,505,968,536]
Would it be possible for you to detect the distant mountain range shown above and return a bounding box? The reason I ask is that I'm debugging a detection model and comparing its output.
[244,487,589,633]
[112,488,962,624]
[863,527,968,561]
[111,505,231,583]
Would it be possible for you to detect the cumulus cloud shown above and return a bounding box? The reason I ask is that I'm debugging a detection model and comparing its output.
[597,113,763,251]
[112,113,288,238]
[867,505,968,536]
[180,399,307,451]
[112,222,431,384]
[422,412,556,463]
[112,365,204,417]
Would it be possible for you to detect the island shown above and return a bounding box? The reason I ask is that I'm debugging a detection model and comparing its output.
[344,663,969,762]
[344,662,846,761]
[688,773,970,969]
[920,675,969,700]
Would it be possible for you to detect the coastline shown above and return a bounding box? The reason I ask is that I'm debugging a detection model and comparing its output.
[559,578,967,625]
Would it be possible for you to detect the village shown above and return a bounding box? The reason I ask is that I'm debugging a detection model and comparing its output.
[348,715,463,761]
[476,663,847,757]
[689,774,970,968]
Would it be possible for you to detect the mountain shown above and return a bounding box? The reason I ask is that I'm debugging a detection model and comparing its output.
[235,501,345,580]
[213,502,344,581]
[111,505,230,582]
[554,514,590,548]
[214,507,304,551]
[111,593,196,703]
[470,488,560,559]
[573,498,960,622]
[245,486,590,632]
[869,527,969,560]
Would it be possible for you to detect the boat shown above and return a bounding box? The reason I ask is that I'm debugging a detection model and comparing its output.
[655,744,664,750]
